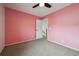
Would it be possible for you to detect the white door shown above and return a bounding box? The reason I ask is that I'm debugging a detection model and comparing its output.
[0,4,5,53]
[36,19,43,39]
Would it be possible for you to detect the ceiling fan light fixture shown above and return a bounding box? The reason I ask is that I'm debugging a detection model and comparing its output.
[39,3,44,7]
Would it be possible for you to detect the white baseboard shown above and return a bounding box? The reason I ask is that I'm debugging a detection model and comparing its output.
[5,39,36,46]
[0,46,5,54]
[47,40,79,52]
[5,38,79,52]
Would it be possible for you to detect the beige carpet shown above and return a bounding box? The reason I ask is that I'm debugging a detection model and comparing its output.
[1,38,79,56]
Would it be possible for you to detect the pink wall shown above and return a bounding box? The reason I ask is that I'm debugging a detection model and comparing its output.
[5,3,79,51]
[5,8,37,45]
[47,4,79,50]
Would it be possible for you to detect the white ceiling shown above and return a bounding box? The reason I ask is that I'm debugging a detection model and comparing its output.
[4,3,71,17]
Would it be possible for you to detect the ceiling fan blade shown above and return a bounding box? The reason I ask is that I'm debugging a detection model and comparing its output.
[45,3,51,8]
[32,3,39,8]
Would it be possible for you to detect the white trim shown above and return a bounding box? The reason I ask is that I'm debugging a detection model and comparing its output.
[6,38,79,52]
[5,39,35,46]
[47,40,79,52]
[0,4,5,53]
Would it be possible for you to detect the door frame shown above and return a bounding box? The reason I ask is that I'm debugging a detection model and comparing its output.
[35,18,48,39]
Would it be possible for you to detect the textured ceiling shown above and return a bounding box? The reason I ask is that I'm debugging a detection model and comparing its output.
[4,3,71,17]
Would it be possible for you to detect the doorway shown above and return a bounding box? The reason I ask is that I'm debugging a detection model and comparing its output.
[36,18,48,39]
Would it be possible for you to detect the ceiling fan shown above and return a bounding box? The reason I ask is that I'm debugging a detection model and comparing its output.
[32,3,52,8]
